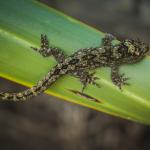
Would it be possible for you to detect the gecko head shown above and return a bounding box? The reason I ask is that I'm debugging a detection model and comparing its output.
[123,39,149,62]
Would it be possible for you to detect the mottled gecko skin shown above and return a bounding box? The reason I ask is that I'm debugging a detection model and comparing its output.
[0,34,149,101]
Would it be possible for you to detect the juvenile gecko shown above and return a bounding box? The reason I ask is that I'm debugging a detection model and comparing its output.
[0,34,149,101]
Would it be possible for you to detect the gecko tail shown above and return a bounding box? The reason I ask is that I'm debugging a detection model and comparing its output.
[0,92,29,101]
[0,74,60,101]
[0,64,66,101]
[0,85,46,101]
[0,85,47,102]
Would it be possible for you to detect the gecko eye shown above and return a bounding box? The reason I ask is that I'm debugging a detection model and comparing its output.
[124,40,135,54]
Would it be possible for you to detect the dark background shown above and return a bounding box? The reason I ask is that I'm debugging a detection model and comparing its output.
[0,0,150,150]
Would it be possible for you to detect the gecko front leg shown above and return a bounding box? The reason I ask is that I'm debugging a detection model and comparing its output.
[111,65,129,89]
[72,70,100,92]
[31,34,66,63]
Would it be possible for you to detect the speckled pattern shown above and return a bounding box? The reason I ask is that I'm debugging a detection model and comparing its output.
[0,34,149,101]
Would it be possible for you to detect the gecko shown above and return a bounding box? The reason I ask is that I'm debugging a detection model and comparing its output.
[0,34,149,101]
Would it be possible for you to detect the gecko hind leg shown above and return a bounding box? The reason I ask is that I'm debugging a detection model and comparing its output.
[72,71,100,92]
[31,34,49,56]
[31,34,66,63]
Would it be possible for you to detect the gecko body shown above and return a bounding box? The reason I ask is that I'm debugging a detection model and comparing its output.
[0,34,149,101]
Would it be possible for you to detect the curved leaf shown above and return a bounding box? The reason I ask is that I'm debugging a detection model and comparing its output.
[0,0,150,125]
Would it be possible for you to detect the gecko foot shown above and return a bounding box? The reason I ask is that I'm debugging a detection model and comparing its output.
[31,34,50,57]
[31,35,66,63]
[81,72,100,92]
[113,74,130,89]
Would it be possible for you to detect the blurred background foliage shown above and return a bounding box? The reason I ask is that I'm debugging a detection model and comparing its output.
[0,0,150,150]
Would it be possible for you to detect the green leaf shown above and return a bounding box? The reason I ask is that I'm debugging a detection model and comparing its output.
[0,0,150,125]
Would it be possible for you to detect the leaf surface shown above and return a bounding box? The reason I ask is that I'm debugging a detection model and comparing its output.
[0,0,150,125]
